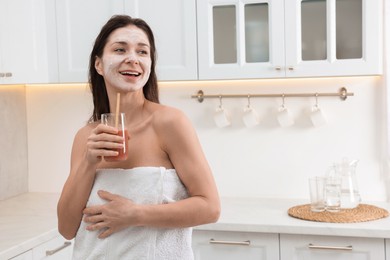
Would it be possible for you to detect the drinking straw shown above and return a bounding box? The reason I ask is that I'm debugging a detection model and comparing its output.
[115,92,120,128]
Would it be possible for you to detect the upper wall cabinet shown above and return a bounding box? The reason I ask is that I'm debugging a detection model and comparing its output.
[0,0,51,84]
[53,0,197,83]
[196,0,383,80]
[0,0,383,84]
[54,0,124,83]
[124,0,198,80]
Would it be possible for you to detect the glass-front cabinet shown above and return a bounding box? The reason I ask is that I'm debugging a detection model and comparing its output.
[196,0,382,80]
[197,0,284,79]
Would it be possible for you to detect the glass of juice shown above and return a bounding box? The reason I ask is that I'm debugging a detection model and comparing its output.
[101,113,129,161]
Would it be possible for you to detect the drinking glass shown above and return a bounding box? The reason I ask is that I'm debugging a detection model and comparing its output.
[308,177,326,212]
[101,113,129,161]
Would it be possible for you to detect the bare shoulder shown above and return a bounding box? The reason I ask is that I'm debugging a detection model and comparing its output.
[149,104,200,154]
[151,104,192,131]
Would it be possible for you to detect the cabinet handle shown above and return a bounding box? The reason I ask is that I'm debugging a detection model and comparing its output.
[288,67,294,71]
[209,238,250,246]
[275,66,282,71]
[308,243,353,251]
[46,241,72,256]
[5,72,12,77]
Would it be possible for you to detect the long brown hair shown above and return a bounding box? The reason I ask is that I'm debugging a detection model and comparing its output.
[88,15,159,121]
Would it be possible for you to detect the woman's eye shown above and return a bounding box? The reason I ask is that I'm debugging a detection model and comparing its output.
[114,48,125,53]
[138,50,148,55]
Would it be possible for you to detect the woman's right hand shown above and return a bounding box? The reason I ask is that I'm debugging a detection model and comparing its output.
[85,124,124,164]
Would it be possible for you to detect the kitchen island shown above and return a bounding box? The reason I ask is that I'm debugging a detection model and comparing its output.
[1,193,390,259]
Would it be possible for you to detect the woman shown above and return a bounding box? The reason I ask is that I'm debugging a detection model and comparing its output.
[57,15,220,259]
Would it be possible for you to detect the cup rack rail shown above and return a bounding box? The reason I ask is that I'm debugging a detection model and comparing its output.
[191,87,353,103]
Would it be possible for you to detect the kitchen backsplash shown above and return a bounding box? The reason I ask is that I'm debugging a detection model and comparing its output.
[23,76,390,203]
[158,77,389,201]
[1,76,389,202]
[0,85,28,200]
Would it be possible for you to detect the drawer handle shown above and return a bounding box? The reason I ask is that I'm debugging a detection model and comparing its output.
[46,241,72,256]
[209,238,250,246]
[308,243,353,251]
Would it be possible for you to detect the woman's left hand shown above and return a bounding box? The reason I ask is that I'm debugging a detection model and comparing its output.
[83,190,140,238]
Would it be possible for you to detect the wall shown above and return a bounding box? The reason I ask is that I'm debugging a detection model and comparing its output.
[25,84,92,195]
[0,85,28,200]
[25,76,390,202]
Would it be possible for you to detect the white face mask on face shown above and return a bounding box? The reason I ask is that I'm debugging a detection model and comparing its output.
[95,25,152,93]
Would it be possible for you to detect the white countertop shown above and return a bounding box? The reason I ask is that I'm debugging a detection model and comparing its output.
[1,193,390,259]
[197,197,390,239]
[0,193,61,259]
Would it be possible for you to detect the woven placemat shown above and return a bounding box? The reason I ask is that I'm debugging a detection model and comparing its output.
[288,204,389,223]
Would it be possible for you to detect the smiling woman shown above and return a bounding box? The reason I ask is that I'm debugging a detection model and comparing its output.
[56,15,220,260]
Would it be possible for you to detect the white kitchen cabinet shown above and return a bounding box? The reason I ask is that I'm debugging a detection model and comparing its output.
[54,0,124,83]
[386,239,390,260]
[192,230,279,260]
[196,0,382,80]
[284,0,382,78]
[54,0,197,83]
[9,250,33,260]
[280,234,385,260]
[0,0,51,84]
[32,235,73,260]
[197,0,285,80]
[124,0,198,81]
[7,236,73,260]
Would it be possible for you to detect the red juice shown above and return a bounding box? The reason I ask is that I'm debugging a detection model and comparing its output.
[106,129,129,161]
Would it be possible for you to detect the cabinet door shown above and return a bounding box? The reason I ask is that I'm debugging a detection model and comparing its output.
[284,0,382,77]
[32,235,73,259]
[193,230,279,260]
[9,250,33,260]
[386,239,390,260]
[55,0,125,83]
[124,0,198,81]
[280,234,385,260]
[0,0,50,84]
[197,0,285,80]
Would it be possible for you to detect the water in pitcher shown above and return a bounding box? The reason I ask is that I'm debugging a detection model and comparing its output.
[327,158,361,209]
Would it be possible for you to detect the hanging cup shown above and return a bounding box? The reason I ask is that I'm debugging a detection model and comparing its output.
[310,107,327,127]
[242,95,260,127]
[214,96,231,128]
[309,94,327,127]
[276,95,294,127]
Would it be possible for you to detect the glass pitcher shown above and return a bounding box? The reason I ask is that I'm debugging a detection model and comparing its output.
[327,158,361,209]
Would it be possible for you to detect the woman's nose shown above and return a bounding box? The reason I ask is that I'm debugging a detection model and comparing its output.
[124,53,139,64]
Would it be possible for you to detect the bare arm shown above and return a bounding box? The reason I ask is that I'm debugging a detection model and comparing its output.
[145,108,221,227]
[57,124,123,239]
